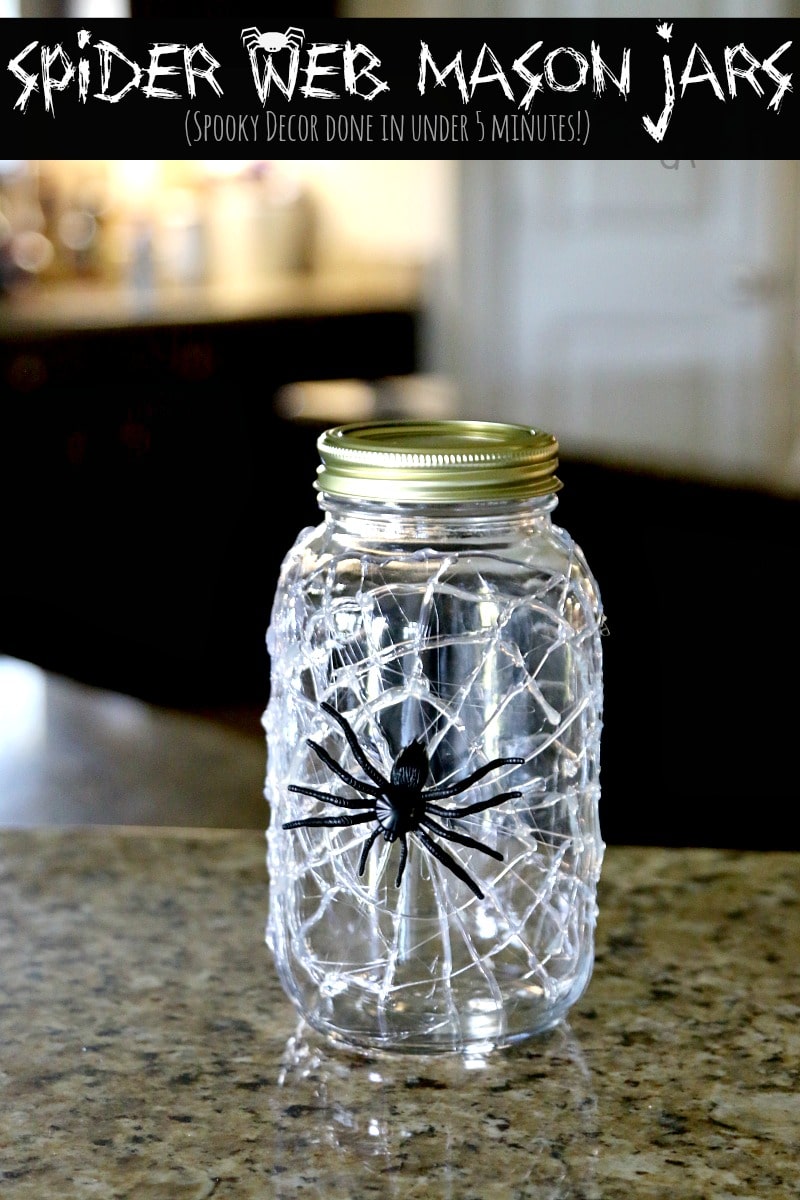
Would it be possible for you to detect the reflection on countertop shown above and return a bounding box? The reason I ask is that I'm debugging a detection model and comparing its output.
[0,261,423,337]
[0,657,266,829]
[1,828,797,1197]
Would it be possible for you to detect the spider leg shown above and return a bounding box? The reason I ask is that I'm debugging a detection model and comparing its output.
[288,784,377,811]
[422,757,524,800]
[282,812,376,830]
[420,817,503,862]
[395,834,409,887]
[357,827,382,876]
[307,740,381,796]
[426,790,521,819]
[415,830,485,900]
[320,701,390,790]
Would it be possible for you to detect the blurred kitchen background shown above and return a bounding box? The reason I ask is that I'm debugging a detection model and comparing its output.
[1,2,799,847]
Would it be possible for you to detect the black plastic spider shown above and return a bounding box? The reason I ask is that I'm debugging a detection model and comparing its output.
[283,701,523,900]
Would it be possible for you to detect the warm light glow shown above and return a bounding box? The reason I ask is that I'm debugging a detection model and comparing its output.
[58,209,97,252]
[111,161,162,208]
[11,231,54,273]
[2,159,453,293]
[200,161,259,178]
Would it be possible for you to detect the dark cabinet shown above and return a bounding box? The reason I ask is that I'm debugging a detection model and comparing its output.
[1,283,419,708]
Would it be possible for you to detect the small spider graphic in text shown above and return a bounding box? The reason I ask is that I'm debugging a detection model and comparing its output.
[283,702,524,900]
[241,27,305,55]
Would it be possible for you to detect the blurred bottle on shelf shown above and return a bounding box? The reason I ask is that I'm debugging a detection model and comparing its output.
[0,160,317,302]
[201,161,316,289]
[0,161,55,295]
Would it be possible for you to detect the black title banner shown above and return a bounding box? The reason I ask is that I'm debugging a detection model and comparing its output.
[2,18,795,158]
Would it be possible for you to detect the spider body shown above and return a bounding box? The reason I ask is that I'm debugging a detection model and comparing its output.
[241,26,305,55]
[283,702,523,900]
[374,741,427,838]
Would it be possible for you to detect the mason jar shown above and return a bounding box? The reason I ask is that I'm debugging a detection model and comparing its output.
[264,420,604,1053]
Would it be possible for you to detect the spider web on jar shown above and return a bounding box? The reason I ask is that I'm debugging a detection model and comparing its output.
[266,527,604,1025]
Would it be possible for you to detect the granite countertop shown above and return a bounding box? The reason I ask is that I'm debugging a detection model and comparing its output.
[1,830,797,1198]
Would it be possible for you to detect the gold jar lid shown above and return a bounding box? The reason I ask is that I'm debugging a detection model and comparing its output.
[316,420,561,503]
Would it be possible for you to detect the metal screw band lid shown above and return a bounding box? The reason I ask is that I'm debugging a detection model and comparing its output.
[315,420,562,503]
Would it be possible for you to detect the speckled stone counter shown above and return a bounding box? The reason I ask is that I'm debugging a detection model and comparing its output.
[1,831,798,1198]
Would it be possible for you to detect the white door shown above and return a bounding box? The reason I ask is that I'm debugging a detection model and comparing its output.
[344,0,799,490]
[452,156,798,490]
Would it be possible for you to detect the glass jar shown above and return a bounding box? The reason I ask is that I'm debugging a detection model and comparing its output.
[264,420,604,1053]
